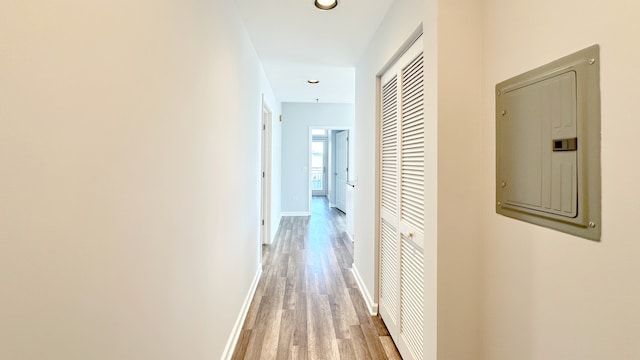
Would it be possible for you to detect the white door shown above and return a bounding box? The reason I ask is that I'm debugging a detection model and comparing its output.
[334,130,348,212]
[378,36,426,360]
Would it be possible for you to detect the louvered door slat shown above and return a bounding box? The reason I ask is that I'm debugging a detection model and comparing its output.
[401,53,425,234]
[401,235,425,360]
[381,76,398,216]
[380,219,399,326]
[402,66,423,85]
[403,127,423,136]
[402,120,422,130]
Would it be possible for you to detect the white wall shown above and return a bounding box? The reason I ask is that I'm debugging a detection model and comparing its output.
[480,0,640,359]
[0,1,278,359]
[269,110,283,241]
[281,102,354,214]
[435,0,484,358]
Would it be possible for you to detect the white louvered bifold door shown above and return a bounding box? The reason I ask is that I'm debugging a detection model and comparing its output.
[379,72,400,335]
[378,36,425,360]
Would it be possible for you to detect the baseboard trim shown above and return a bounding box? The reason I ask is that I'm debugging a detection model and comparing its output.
[351,265,379,316]
[281,211,310,216]
[221,266,262,360]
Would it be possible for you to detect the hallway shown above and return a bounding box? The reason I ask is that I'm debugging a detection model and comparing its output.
[232,197,401,359]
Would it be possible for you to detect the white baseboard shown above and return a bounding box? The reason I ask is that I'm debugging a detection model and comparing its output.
[351,265,379,316]
[281,211,310,216]
[221,266,262,360]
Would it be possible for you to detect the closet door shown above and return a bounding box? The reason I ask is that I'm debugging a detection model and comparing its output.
[378,36,425,360]
[379,69,400,336]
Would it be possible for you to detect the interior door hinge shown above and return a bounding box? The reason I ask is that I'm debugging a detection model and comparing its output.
[262,219,264,226]
[263,124,266,130]
[262,171,265,178]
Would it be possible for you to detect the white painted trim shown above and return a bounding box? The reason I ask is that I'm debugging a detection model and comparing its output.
[345,231,354,243]
[351,265,379,316]
[221,267,263,360]
[280,211,310,217]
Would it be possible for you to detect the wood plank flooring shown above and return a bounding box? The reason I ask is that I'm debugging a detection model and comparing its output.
[232,197,402,360]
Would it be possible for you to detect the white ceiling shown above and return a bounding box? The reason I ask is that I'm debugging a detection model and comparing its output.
[235,0,395,103]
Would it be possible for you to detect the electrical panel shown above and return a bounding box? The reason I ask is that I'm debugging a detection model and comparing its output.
[496,45,601,241]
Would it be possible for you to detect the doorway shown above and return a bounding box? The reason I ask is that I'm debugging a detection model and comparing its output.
[308,127,354,241]
[311,137,328,196]
[308,127,353,207]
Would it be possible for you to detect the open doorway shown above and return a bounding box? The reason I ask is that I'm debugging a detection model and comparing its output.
[308,126,354,241]
[311,131,328,197]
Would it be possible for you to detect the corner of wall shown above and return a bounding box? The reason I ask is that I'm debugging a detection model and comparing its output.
[351,265,378,315]
[270,213,283,243]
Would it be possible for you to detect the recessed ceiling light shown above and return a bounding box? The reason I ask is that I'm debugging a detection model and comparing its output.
[308,79,320,84]
[314,0,338,10]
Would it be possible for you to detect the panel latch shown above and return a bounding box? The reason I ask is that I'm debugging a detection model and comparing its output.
[553,138,578,151]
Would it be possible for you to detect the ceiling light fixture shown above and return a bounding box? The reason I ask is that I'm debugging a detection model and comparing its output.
[314,0,338,10]
[308,79,320,84]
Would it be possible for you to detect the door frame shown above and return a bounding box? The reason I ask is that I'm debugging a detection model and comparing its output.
[307,126,353,214]
[261,96,272,245]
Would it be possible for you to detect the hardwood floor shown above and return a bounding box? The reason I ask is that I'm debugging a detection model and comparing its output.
[232,197,402,360]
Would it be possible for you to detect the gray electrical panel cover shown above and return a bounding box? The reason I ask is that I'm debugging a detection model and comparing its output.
[496,45,601,241]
